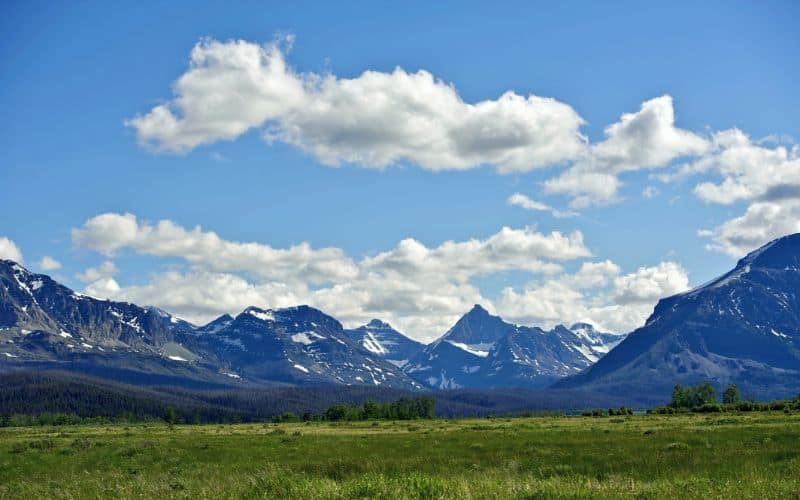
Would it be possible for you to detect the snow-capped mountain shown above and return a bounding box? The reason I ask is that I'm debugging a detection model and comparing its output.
[0,259,189,357]
[558,234,800,400]
[0,258,621,393]
[404,305,622,389]
[345,319,424,368]
[0,259,227,384]
[0,260,419,389]
[193,306,421,389]
[568,323,626,360]
[195,314,234,335]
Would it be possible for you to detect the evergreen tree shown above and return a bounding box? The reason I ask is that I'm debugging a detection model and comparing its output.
[723,384,741,405]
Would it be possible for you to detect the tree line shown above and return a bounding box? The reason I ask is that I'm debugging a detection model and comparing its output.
[648,382,800,414]
[272,396,436,423]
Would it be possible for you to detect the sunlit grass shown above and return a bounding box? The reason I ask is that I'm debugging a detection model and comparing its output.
[1,413,799,498]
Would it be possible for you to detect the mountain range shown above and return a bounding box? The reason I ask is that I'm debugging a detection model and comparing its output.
[404,305,623,389]
[0,258,620,391]
[3,232,800,401]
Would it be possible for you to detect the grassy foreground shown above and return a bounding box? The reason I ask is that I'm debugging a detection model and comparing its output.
[1,413,799,499]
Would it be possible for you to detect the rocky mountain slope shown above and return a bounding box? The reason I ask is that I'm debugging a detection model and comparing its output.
[404,305,623,389]
[0,260,419,389]
[345,319,424,368]
[557,234,800,400]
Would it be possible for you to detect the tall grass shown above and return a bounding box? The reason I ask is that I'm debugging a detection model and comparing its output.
[0,413,798,498]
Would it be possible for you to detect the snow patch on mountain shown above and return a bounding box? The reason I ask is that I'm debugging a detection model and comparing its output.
[245,308,275,322]
[445,340,491,358]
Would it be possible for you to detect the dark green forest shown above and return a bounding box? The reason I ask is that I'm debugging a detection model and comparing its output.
[0,370,632,425]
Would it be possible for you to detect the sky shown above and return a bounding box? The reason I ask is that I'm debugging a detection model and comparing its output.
[1,1,799,342]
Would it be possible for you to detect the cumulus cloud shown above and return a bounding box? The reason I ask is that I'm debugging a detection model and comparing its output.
[72,212,358,285]
[654,129,800,256]
[611,262,689,304]
[0,237,23,263]
[361,226,588,280]
[77,260,118,283]
[691,129,800,205]
[585,96,708,172]
[699,201,800,257]
[497,260,689,332]
[70,212,689,341]
[507,193,578,218]
[90,271,303,324]
[128,38,586,172]
[545,96,708,207]
[134,38,772,224]
[37,256,62,271]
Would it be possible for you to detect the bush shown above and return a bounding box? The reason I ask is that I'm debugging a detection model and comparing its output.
[693,403,723,413]
[272,412,301,423]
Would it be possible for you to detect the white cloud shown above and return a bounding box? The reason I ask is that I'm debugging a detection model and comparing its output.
[586,96,708,173]
[89,271,302,324]
[77,260,118,283]
[71,213,599,341]
[37,256,62,271]
[507,193,578,218]
[362,226,589,279]
[545,96,709,207]
[699,200,800,257]
[0,237,23,264]
[71,212,689,340]
[691,129,800,205]
[642,186,659,199]
[497,260,689,333]
[544,171,621,208]
[128,37,586,172]
[654,129,800,256]
[611,261,689,304]
[72,212,358,285]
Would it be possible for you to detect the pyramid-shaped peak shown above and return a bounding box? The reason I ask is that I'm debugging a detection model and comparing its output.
[467,304,491,315]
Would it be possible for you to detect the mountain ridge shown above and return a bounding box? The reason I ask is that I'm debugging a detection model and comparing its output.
[404,304,622,390]
[556,234,800,400]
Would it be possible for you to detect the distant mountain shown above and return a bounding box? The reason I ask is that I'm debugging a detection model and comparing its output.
[557,234,800,401]
[192,306,421,389]
[0,259,231,385]
[0,259,188,357]
[0,260,419,390]
[195,314,234,335]
[404,305,622,389]
[345,319,424,368]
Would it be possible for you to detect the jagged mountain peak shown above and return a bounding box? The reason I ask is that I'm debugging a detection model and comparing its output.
[405,306,625,390]
[439,304,510,345]
[366,318,392,329]
[345,320,423,369]
[209,313,234,324]
[196,314,234,335]
[569,322,596,332]
[469,303,488,313]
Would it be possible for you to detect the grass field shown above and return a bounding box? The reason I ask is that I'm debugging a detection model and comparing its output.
[1,413,799,499]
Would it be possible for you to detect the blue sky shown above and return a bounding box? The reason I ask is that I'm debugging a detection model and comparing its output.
[1,1,798,341]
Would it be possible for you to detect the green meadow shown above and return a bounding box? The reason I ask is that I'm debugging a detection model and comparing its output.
[1,413,799,499]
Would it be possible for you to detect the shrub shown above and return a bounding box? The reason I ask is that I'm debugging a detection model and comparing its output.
[693,403,723,413]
